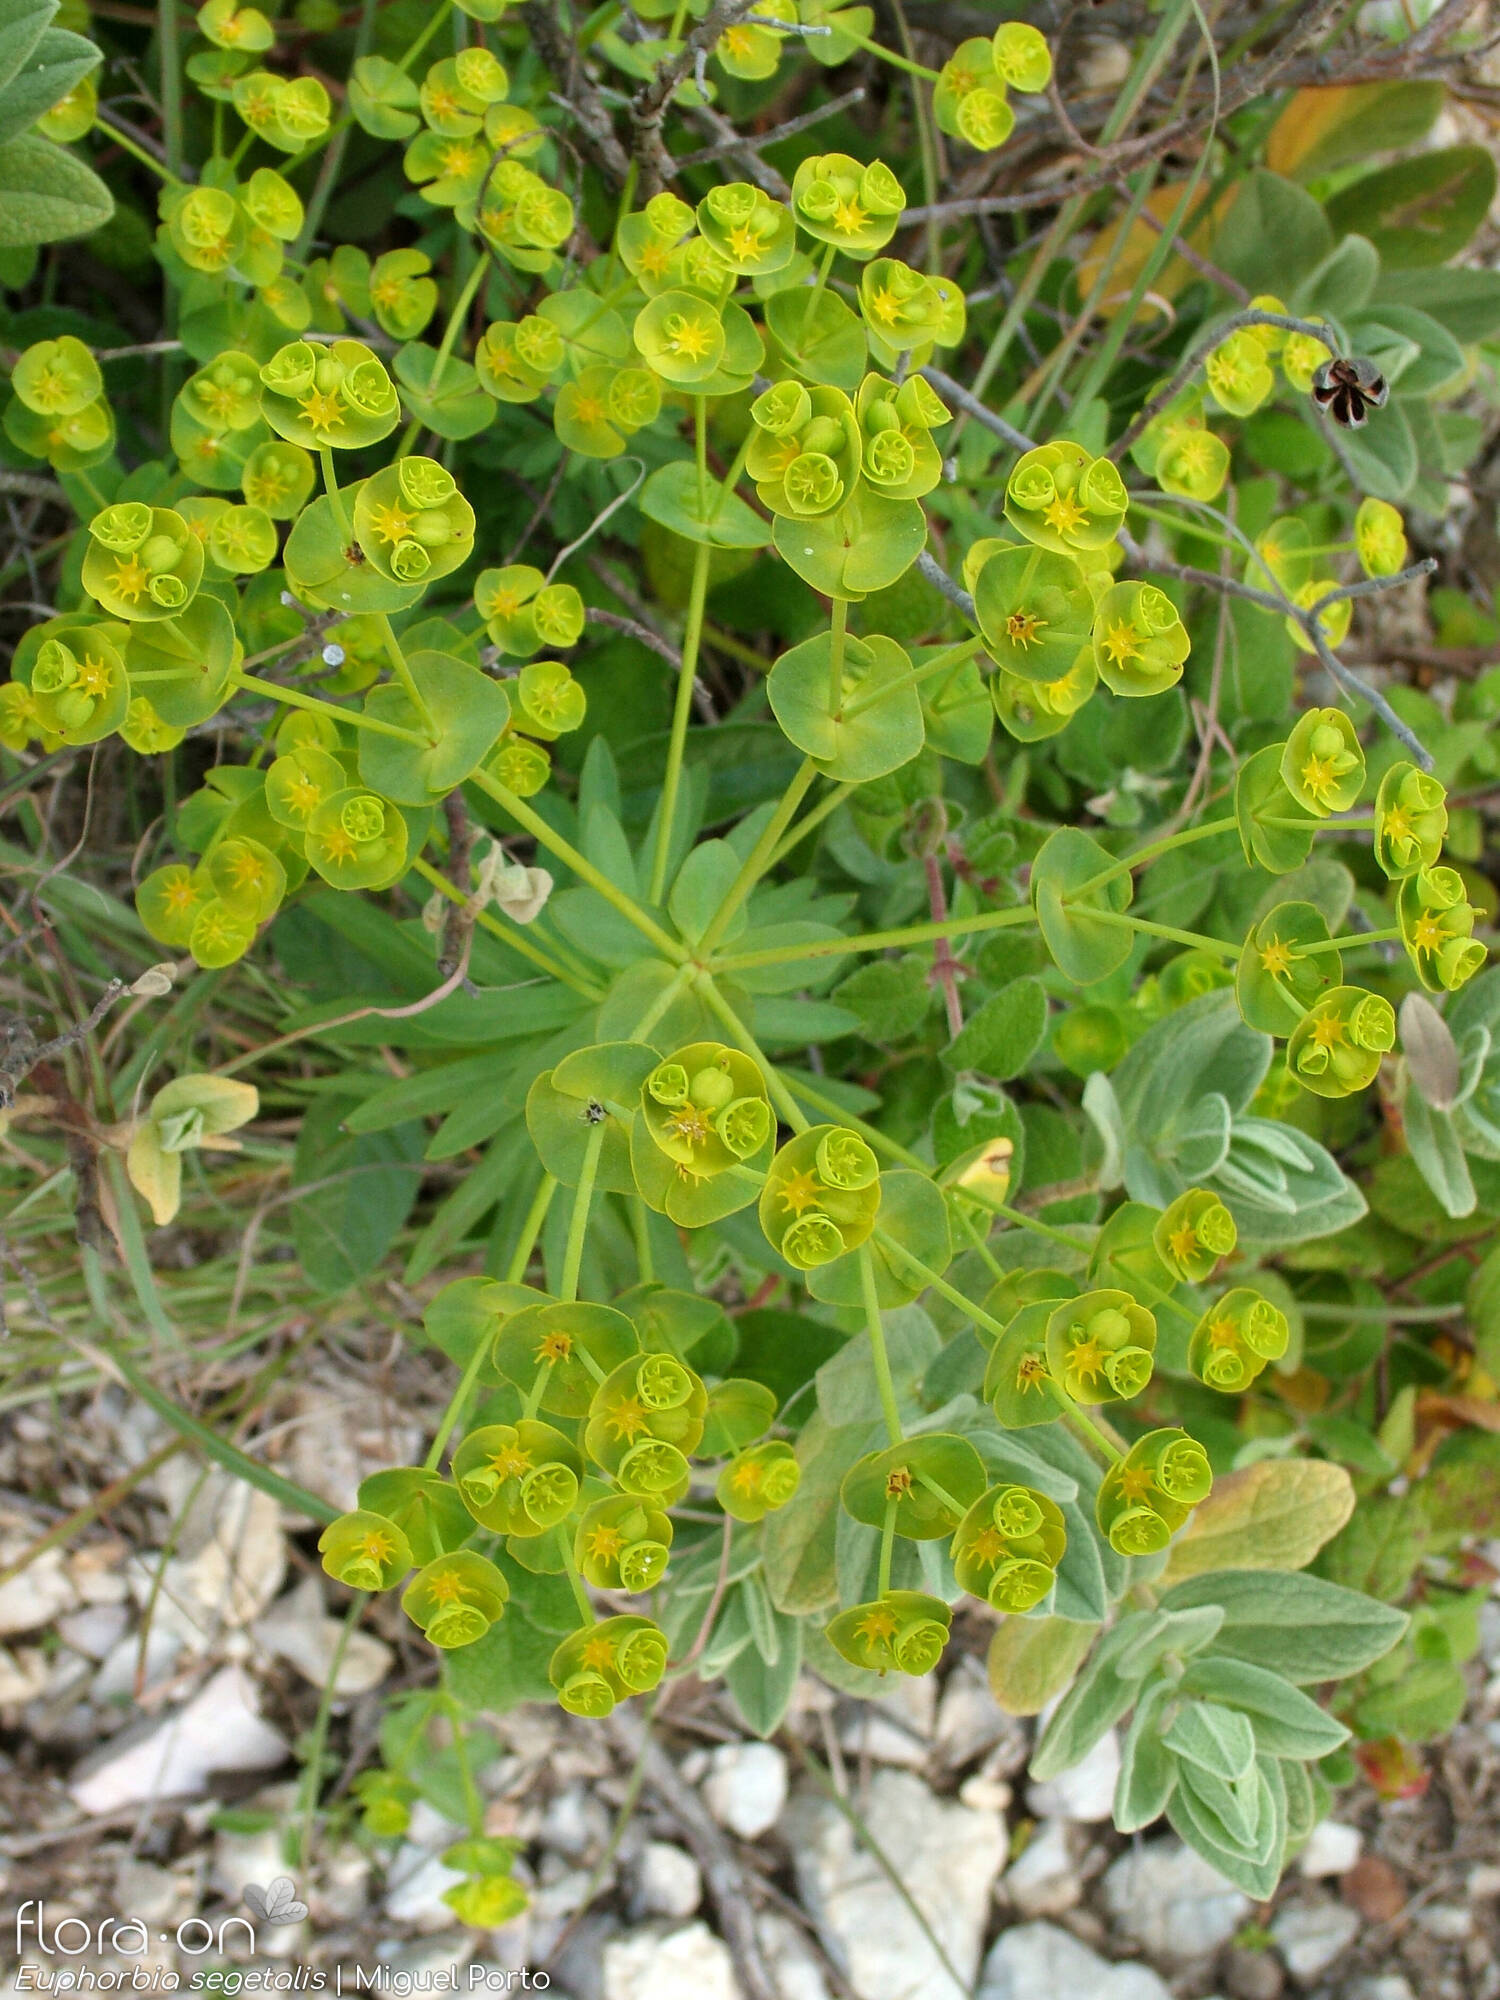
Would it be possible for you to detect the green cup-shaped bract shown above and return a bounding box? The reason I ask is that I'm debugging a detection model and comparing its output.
[1355,496,1407,578]
[1045,1288,1157,1406]
[24,628,129,745]
[575,1494,673,1591]
[633,288,726,386]
[642,1041,773,1178]
[1398,865,1486,993]
[305,787,409,891]
[1281,708,1365,818]
[319,1508,414,1591]
[933,41,1013,152]
[992,19,1052,89]
[401,1550,509,1649]
[260,338,400,449]
[1188,1287,1289,1392]
[1153,1188,1237,1284]
[950,1480,1065,1609]
[975,545,1095,685]
[696,182,796,275]
[747,382,862,519]
[826,1591,952,1676]
[1092,579,1190,696]
[1154,420,1230,502]
[12,336,102,417]
[1204,329,1274,418]
[353,458,475,584]
[1373,761,1446,880]
[858,258,945,351]
[1004,441,1126,554]
[1096,1426,1212,1556]
[82,506,203,623]
[717,1440,801,1523]
[759,1125,882,1268]
[492,1301,641,1419]
[548,1614,669,1715]
[584,1353,707,1479]
[984,1299,1067,1428]
[1286,985,1396,1097]
[452,1420,583,1535]
[242,440,315,519]
[841,1432,988,1541]
[791,152,906,258]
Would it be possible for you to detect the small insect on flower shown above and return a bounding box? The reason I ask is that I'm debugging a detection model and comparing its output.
[1309,356,1388,429]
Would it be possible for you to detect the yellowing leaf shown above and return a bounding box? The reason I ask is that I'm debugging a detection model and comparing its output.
[125,1123,183,1226]
[1074,181,1230,321]
[1266,81,1443,184]
[986,1613,1098,1715]
[1160,1459,1354,1583]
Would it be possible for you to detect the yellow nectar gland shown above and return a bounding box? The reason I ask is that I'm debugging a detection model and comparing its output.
[1067,1336,1105,1382]
[605,1396,652,1444]
[668,318,715,362]
[1005,609,1047,650]
[359,1526,396,1563]
[317,824,358,865]
[1299,754,1341,807]
[571,394,607,428]
[1258,935,1294,979]
[29,366,71,413]
[854,1604,899,1646]
[1168,1222,1200,1266]
[966,1526,1007,1569]
[367,501,413,546]
[77,653,111,698]
[868,286,902,327]
[721,23,754,56]
[194,907,240,953]
[163,876,199,916]
[832,197,868,235]
[110,554,153,603]
[730,1458,764,1494]
[1172,432,1215,476]
[371,276,405,310]
[298,386,346,433]
[1101,620,1142,667]
[581,1631,617,1671]
[585,1523,625,1561]
[225,849,270,895]
[285,771,324,817]
[1117,1463,1155,1504]
[1382,805,1412,845]
[1206,1316,1240,1351]
[638,240,671,278]
[535,1330,574,1365]
[424,1569,470,1607]
[1042,491,1088,539]
[488,1445,532,1482]
[665,1104,710,1148]
[1413,912,1447,952]
[777,1167,823,1217]
[1310,1012,1345,1051]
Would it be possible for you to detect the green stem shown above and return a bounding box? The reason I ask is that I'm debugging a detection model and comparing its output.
[409,856,602,997]
[859,1246,904,1447]
[1048,1379,1125,1462]
[523,1361,554,1421]
[842,635,985,720]
[290,1592,365,1867]
[318,447,351,537]
[877,1498,897,1597]
[827,594,848,713]
[694,394,708,518]
[874,1228,1007,1341]
[648,539,711,906]
[560,1124,605,1303]
[102,116,178,183]
[787,1076,926,1170]
[396,252,490,455]
[799,241,838,342]
[231,670,429,746]
[1074,814,1238,899]
[1085,909,1239,958]
[559,1526,595,1624]
[1303,927,1403,954]
[696,758,817,958]
[157,0,183,179]
[375,612,441,736]
[472,769,687,962]
[713,902,1036,973]
[991,1199,1087,1258]
[768,781,856,867]
[845,29,941,79]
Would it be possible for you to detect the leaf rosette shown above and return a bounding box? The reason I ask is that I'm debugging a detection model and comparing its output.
[758,1124,882,1269]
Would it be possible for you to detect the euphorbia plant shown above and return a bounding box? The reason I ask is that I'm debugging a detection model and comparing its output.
[6,0,1499,1908]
